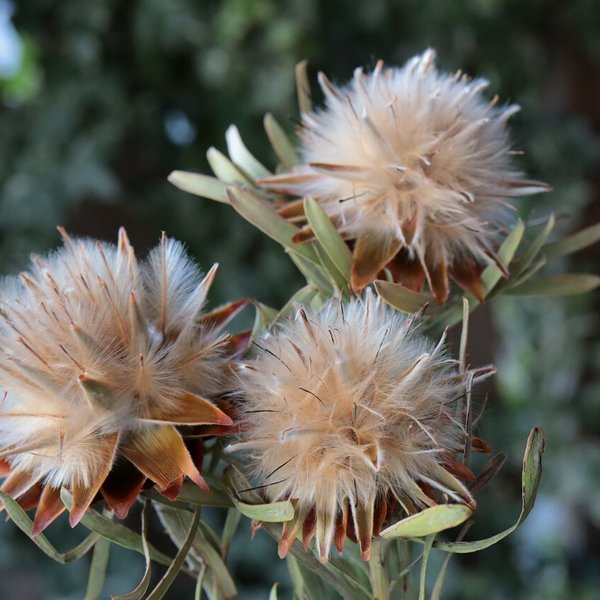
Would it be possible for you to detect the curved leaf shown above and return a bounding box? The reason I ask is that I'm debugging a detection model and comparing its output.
[232,498,295,523]
[482,219,525,295]
[167,171,228,203]
[435,428,545,553]
[506,273,600,296]
[304,196,352,283]
[264,113,299,168]
[380,504,472,539]
[374,280,432,314]
[543,222,600,258]
[207,147,252,185]
[225,125,271,180]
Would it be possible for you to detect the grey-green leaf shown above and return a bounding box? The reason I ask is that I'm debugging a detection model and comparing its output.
[543,222,600,258]
[264,113,299,168]
[374,280,433,314]
[227,186,318,263]
[0,490,97,564]
[85,535,111,600]
[167,171,228,203]
[60,489,173,566]
[207,147,252,185]
[435,428,545,553]
[225,125,271,180]
[482,219,525,295]
[304,196,352,284]
[232,498,295,523]
[506,273,600,296]
[380,504,472,539]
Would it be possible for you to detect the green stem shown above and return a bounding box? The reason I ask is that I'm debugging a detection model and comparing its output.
[369,540,389,600]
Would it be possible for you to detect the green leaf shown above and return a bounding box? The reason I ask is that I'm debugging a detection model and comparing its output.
[289,251,334,296]
[435,428,545,553]
[0,490,97,564]
[295,59,312,114]
[459,297,469,372]
[146,509,200,600]
[251,301,279,340]
[418,535,435,600]
[380,505,472,539]
[269,583,279,600]
[155,505,237,599]
[167,171,228,203]
[264,113,299,168]
[113,501,153,600]
[60,490,173,567]
[304,197,352,284]
[543,222,600,258]
[512,214,555,277]
[481,219,525,295]
[232,498,295,523]
[85,534,111,600]
[227,186,318,263]
[221,508,242,559]
[225,125,271,180]
[374,280,433,314]
[313,243,348,291]
[506,273,600,296]
[207,147,252,185]
[275,285,318,323]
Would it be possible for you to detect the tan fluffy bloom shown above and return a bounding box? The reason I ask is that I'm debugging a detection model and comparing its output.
[261,50,548,302]
[230,292,492,562]
[0,228,243,533]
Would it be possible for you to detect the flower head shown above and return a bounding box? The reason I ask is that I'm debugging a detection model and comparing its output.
[230,292,492,562]
[261,50,548,302]
[0,228,242,533]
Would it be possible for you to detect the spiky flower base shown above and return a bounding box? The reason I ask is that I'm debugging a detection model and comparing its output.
[0,228,244,533]
[231,292,493,562]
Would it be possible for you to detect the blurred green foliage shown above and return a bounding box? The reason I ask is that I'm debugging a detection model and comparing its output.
[0,0,598,598]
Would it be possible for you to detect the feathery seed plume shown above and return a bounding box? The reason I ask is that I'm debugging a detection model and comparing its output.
[230,292,493,562]
[261,50,549,303]
[0,228,244,534]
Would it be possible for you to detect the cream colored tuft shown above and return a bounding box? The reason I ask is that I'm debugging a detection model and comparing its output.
[273,49,547,267]
[233,291,488,561]
[0,229,229,489]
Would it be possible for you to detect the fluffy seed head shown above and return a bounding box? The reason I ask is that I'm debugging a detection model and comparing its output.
[0,228,241,532]
[231,292,491,562]
[262,50,548,302]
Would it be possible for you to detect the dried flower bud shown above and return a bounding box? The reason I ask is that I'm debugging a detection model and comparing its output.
[0,228,242,533]
[261,50,548,302]
[230,292,492,562]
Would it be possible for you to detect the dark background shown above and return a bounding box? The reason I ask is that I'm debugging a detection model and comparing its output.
[0,0,598,598]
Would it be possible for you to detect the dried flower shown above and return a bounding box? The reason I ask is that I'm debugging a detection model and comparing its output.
[0,228,243,534]
[229,292,493,562]
[261,50,548,303]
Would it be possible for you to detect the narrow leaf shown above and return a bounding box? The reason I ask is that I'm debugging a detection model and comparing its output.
[481,219,525,294]
[221,508,242,559]
[418,535,435,600]
[113,501,153,600]
[435,428,545,553]
[85,535,111,600]
[227,186,318,263]
[374,280,433,314]
[60,489,173,567]
[513,214,555,277]
[0,490,95,564]
[380,505,472,539]
[232,498,295,522]
[225,125,271,180]
[207,147,252,185]
[289,251,334,296]
[264,113,299,168]
[167,171,228,203]
[295,60,312,114]
[506,273,600,296]
[146,509,200,600]
[304,196,352,283]
[543,222,600,258]
[269,583,279,600]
